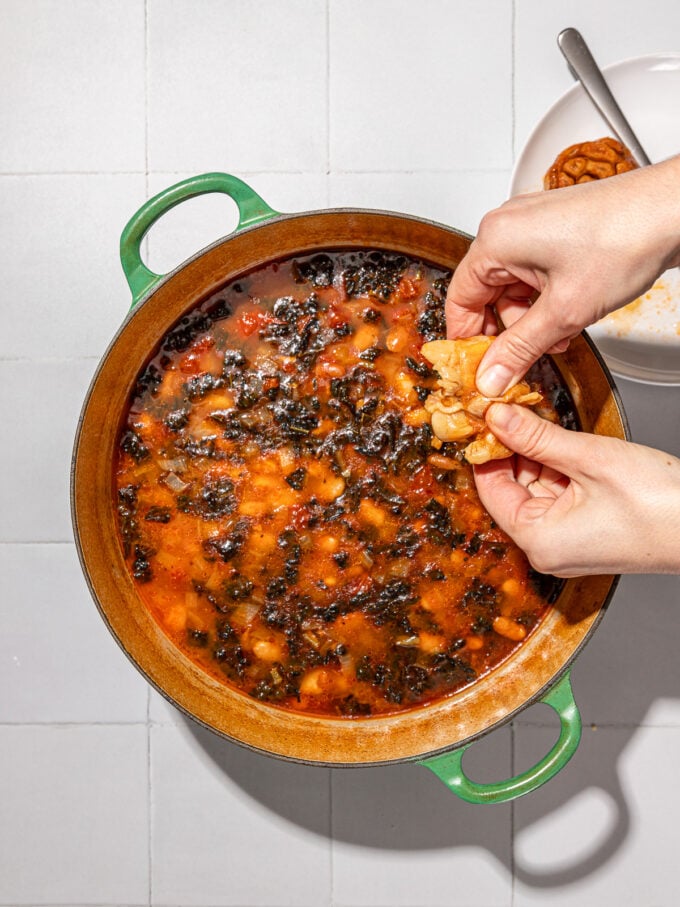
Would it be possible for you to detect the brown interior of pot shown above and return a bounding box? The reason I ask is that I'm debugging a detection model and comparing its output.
[72,210,626,765]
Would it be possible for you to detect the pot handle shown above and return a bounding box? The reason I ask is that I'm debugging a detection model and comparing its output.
[419,671,581,804]
[119,172,280,307]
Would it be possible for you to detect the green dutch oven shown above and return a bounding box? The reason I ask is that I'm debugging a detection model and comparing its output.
[71,172,627,804]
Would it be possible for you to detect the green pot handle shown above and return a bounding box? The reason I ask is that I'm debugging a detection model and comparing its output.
[120,172,280,308]
[420,671,581,804]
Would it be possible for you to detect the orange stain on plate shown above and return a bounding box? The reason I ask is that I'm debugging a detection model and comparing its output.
[599,278,679,338]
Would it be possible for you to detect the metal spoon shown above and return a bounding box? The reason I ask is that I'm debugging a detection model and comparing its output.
[557,27,651,166]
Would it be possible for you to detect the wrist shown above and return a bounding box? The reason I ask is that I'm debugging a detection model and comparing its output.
[629,449,680,574]
[633,155,680,272]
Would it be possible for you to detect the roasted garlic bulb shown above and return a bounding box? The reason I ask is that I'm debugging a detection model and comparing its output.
[421,336,543,465]
[543,136,637,190]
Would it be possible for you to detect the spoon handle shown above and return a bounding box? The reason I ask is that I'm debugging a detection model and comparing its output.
[557,28,652,166]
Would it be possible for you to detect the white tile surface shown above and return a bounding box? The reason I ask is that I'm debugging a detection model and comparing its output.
[539,376,680,729]
[513,726,680,906]
[150,722,332,906]
[146,0,328,173]
[562,573,680,729]
[143,171,328,276]
[0,0,146,173]
[331,727,513,906]
[329,169,511,236]
[514,0,680,154]
[0,358,97,543]
[0,543,148,723]
[618,377,680,457]
[3,1,680,905]
[141,168,501,281]
[0,725,148,905]
[330,0,513,172]
[149,686,185,726]
[0,174,147,359]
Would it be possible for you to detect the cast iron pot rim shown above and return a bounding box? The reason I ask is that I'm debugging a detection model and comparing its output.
[127,205,474,317]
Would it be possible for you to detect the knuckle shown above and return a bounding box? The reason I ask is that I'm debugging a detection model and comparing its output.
[477,209,500,238]
[517,524,559,575]
[478,206,512,245]
[497,330,544,371]
[545,299,584,339]
[515,412,555,460]
[527,547,558,575]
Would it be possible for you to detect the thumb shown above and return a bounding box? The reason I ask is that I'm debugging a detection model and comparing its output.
[476,296,576,396]
[485,403,587,475]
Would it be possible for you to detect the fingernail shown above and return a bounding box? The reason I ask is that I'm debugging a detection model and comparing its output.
[477,364,513,397]
[487,403,521,432]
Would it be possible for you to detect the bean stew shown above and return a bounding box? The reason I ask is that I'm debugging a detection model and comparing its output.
[114,250,577,717]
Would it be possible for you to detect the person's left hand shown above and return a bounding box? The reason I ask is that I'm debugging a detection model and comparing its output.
[474,402,680,577]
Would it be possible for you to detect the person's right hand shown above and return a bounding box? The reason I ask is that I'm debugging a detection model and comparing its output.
[446,155,680,397]
[473,402,680,577]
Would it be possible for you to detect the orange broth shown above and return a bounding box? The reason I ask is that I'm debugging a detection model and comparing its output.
[114,250,576,717]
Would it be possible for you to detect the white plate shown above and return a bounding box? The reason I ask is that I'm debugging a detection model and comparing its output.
[510,53,680,385]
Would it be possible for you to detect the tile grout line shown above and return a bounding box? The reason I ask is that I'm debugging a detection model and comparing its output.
[326,0,332,199]
[0,167,512,178]
[143,0,151,283]
[3,713,680,731]
[327,11,333,904]
[511,0,517,167]
[143,5,153,905]
[0,540,74,546]
[510,720,516,906]
[0,721,148,728]
[144,0,150,183]
[0,355,101,363]
[147,714,153,907]
[510,0,520,884]
[510,20,517,907]
[329,768,336,907]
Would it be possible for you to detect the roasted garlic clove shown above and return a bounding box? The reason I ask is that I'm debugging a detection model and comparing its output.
[422,335,544,464]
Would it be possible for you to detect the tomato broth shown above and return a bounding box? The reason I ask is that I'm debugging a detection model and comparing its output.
[115,250,576,717]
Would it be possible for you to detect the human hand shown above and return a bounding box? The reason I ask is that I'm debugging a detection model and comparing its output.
[474,403,680,577]
[446,156,680,397]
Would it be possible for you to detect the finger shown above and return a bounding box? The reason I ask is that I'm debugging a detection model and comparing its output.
[445,261,494,338]
[525,478,561,499]
[532,465,570,497]
[494,294,571,355]
[495,295,532,331]
[515,458,569,504]
[515,455,542,488]
[446,255,536,337]
[481,308,501,336]
[475,293,580,395]
[516,457,566,488]
[445,247,525,337]
[485,403,591,478]
[473,458,553,533]
[546,338,572,354]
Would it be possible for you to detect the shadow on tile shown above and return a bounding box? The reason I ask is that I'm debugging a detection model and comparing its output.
[181,711,513,863]
[511,569,680,888]
[179,564,680,889]
[512,723,632,890]
[178,375,680,886]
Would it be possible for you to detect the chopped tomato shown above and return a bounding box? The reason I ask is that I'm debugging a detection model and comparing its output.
[397,277,419,299]
[179,336,216,374]
[235,306,273,337]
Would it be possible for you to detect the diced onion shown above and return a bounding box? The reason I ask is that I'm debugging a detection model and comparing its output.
[395,635,419,648]
[231,601,260,627]
[161,472,190,493]
[157,456,187,473]
[360,550,374,569]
